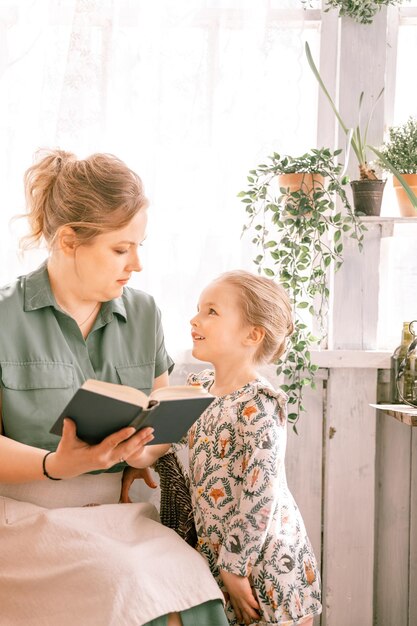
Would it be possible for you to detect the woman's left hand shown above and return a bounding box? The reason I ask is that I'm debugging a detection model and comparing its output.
[46,418,155,479]
[219,569,261,625]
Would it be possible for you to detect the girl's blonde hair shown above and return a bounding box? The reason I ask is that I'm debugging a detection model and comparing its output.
[215,270,294,364]
[21,149,148,248]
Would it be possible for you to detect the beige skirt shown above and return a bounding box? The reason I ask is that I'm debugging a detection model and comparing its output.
[0,474,223,626]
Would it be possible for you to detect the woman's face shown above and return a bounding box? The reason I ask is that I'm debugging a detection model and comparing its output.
[73,209,148,301]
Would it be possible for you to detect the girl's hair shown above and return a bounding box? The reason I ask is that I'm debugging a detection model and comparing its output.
[215,270,294,364]
[21,149,148,249]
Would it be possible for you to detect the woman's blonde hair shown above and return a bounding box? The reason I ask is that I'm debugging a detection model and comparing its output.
[21,149,148,248]
[214,270,294,364]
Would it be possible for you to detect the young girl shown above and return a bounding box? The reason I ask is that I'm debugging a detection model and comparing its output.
[124,270,322,626]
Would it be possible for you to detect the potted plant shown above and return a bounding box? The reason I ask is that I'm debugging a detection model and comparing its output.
[305,41,386,216]
[239,148,365,425]
[302,0,403,25]
[375,117,417,216]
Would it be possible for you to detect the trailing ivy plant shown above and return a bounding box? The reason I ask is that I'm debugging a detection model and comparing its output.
[240,148,365,426]
[301,0,405,24]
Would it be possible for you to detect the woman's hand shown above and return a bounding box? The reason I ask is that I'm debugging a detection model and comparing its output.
[219,569,261,625]
[45,418,154,479]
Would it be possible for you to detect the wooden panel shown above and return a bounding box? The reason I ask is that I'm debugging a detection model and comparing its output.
[286,379,324,570]
[322,368,377,626]
[312,350,390,369]
[374,411,411,626]
[409,428,417,625]
[330,7,387,352]
[330,223,383,351]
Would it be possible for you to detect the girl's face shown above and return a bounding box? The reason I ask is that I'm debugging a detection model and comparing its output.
[72,209,148,301]
[190,280,253,364]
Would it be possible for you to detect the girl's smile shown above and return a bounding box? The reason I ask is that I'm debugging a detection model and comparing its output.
[190,281,256,368]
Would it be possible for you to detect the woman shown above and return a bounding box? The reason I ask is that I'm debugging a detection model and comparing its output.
[0,150,227,626]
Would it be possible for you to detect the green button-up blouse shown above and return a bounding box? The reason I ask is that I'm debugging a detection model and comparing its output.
[0,263,174,471]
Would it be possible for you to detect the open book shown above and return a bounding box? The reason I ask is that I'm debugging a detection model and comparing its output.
[50,379,214,445]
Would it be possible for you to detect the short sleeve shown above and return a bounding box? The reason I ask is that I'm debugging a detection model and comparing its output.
[154,306,174,377]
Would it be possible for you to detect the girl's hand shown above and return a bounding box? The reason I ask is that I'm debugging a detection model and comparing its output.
[45,418,154,479]
[219,569,261,625]
[119,466,158,503]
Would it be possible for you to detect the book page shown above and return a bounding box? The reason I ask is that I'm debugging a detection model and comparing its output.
[149,384,212,402]
[82,379,148,407]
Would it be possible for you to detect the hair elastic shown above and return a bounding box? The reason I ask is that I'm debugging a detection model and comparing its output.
[42,451,62,481]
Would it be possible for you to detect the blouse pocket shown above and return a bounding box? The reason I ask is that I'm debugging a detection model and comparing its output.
[1,361,74,390]
[0,361,75,446]
[115,363,155,396]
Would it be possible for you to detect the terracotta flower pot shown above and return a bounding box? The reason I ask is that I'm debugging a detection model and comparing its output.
[393,174,417,217]
[278,173,324,199]
[278,173,324,217]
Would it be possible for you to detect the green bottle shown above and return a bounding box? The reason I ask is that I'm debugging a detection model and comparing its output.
[391,321,417,404]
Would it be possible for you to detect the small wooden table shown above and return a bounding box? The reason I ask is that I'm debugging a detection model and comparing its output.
[371,403,417,426]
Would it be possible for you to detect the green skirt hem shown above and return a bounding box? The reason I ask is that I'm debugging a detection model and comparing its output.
[145,599,227,626]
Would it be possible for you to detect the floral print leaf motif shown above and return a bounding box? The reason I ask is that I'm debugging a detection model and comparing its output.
[246,496,273,532]
[256,570,284,611]
[213,422,236,460]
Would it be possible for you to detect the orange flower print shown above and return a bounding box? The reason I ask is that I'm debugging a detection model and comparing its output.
[243,405,257,418]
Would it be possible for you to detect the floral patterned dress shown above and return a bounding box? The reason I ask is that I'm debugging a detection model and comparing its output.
[185,370,322,626]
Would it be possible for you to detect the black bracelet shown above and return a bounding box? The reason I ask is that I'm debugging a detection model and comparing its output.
[42,451,62,481]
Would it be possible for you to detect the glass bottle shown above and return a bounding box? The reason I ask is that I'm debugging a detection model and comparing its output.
[390,321,417,404]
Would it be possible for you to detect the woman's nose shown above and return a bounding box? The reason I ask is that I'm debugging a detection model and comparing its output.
[127,250,142,272]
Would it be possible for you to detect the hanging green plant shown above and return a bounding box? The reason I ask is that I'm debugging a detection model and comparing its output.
[302,0,404,25]
[240,148,365,426]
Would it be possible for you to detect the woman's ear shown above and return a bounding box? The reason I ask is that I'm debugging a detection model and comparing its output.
[56,226,77,255]
[245,326,265,347]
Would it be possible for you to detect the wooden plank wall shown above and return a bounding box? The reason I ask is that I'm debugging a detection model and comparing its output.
[409,430,417,626]
[323,369,377,625]
[375,411,412,626]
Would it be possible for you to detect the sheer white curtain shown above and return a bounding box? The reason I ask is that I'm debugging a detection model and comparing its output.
[376,3,417,349]
[0,0,320,356]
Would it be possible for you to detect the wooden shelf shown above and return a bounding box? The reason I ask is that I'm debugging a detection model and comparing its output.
[371,404,417,427]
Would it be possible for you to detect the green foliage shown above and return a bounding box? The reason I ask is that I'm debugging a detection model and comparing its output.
[240,148,365,425]
[306,42,417,207]
[305,41,384,180]
[302,0,404,24]
[370,146,417,209]
[376,117,417,174]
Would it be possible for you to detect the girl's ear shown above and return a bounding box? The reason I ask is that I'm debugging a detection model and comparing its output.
[245,326,265,347]
[56,226,77,255]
